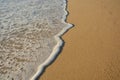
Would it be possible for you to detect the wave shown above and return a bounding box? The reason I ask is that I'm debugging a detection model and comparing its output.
[0,0,73,80]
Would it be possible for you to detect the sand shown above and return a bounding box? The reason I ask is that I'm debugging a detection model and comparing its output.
[40,0,120,80]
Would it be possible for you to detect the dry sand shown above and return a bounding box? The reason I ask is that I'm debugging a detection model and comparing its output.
[40,0,120,80]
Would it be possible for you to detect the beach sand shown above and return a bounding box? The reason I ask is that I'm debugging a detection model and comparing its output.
[40,0,120,80]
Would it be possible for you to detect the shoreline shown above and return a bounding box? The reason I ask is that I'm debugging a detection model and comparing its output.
[40,0,120,80]
[30,0,73,79]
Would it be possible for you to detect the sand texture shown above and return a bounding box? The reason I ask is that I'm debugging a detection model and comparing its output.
[0,0,71,80]
[40,0,120,80]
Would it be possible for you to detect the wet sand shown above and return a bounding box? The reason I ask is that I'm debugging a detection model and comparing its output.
[40,0,120,80]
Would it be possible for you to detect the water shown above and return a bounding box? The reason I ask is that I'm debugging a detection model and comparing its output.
[0,0,72,80]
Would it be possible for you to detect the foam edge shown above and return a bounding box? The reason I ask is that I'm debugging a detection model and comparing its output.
[30,0,73,80]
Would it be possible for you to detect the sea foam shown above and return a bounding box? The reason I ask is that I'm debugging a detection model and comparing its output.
[0,0,72,80]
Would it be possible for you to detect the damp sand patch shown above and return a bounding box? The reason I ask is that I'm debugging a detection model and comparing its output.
[0,0,72,80]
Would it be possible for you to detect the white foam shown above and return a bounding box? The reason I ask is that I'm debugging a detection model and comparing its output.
[0,0,73,80]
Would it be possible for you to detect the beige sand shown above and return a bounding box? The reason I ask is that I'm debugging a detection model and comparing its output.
[40,0,120,80]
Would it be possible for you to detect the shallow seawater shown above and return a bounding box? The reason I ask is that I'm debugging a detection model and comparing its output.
[0,0,71,80]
